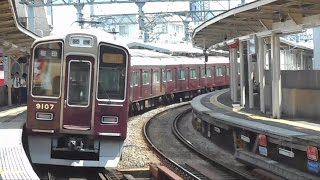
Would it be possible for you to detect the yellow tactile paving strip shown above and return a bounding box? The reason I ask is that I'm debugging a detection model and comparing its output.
[210,89,320,132]
[0,106,27,118]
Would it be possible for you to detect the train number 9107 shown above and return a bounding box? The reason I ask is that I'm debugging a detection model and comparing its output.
[36,103,54,110]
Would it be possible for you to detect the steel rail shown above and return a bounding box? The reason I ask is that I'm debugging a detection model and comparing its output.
[143,104,201,180]
[172,108,257,180]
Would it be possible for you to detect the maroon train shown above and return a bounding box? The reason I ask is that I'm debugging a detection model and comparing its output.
[26,29,230,168]
[129,49,230,112]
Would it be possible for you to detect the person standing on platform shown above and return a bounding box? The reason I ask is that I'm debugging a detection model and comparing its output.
[12,72,21,105]
[20,73,27,104]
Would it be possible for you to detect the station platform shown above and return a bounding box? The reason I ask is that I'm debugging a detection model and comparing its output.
[191,89,320,180]
[0,106,39,180]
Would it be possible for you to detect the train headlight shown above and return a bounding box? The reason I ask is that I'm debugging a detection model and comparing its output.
[36,112,53,121]
[101,116,118,124]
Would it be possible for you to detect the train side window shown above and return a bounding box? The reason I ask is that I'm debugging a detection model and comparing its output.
[190,69,197,79]
[153,71,160,84]
[201,68,206,78]
[142,71,151,85]
[226,67,230,76]
[216,67,224,77]
[31,41,62,98]
[162,70,166,82]
[178,69,185,80]
[132,71,139,87]
[206,68,212,77]
[167,70,172,81]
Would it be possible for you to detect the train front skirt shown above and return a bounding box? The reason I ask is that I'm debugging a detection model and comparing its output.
[28,135,124,167]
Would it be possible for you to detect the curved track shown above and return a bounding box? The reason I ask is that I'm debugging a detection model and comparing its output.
[173,109,256,180]
[145,104,256,180]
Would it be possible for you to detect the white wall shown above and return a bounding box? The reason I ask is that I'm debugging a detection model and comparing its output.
[313,27,320,69]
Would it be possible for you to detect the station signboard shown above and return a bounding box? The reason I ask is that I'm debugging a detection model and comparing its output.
[259,134,267,147]
[259,146,268,156]
[307,160,320,174]
[307,146,318,161]
[0,66,3,86]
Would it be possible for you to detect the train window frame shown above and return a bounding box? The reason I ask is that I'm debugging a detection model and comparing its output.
[66,60,92,107]
[178,69,185,80]
[96,43,128,103]
[131,71,139,87]
[190,68,197,79]
[201,68,206,78]
[206,68,212,77]
[166,69,172,82]
[162,69,166,83]
[142,70,151,85]
[153,71,160,84]
[30,40,63,99]
[216,67,224,77]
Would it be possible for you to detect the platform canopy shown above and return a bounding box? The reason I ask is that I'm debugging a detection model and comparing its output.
[0,0,38,57]
[127,41,204,56]
[192,0,320,50]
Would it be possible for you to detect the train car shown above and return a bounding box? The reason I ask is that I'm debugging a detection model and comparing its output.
[26,29,130,167]
[129,49,229,112]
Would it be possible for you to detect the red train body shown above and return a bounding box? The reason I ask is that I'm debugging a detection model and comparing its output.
[26,29,230,168]
[129,50,230,111]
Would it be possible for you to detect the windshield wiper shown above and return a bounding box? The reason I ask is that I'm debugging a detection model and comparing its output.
[105,91,112,104]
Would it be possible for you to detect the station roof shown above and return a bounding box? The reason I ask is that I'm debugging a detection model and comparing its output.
[127,41,204,56]
[0,0,38,57]
[192,0,320,50]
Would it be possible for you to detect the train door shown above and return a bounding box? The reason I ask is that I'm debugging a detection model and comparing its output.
[174,67,177,90]
[139,69,143,98]
[187,67,190,89]
[62,55,94,130]
[151,69,153,95]
[198,66,201,87]
[160,68,163,92]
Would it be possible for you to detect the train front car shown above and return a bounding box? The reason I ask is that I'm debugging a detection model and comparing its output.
[26,30,130,167]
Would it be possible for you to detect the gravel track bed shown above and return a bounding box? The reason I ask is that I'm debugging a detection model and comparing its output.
[177,111,247,169]
[117,102,189,169]
[146,105,229,178]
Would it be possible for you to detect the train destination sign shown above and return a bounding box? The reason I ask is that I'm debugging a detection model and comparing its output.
[103,53,124,64]
[37,48,62,59]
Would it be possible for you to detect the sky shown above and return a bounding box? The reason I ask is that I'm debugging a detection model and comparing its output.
[48,0,254,34]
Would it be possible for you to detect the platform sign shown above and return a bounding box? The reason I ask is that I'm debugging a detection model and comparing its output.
[279,148,294,158]
[307,146,318,161]
[259,134,267,147]
[3,56,9,85]
[259,146,268,156]
[307,160,320,174]
[0,69,3,86]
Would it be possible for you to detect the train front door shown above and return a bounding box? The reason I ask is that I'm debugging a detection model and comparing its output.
[62,56,94,131]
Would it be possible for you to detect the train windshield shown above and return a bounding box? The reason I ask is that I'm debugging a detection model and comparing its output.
[97,45,127,101]
[32,42,62,98]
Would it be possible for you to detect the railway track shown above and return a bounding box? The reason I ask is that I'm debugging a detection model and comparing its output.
[173,108,256,180]
[144,104,256,180]
[34,165,123,180]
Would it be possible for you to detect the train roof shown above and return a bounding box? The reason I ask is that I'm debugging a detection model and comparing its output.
[131,49,229,66]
